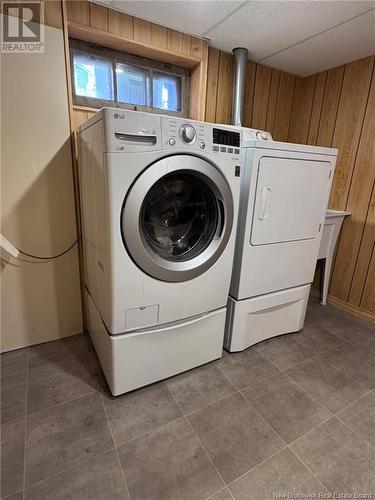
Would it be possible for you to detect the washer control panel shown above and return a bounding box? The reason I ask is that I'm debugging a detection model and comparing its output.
[161,116,241,161]
[212,128,241,155]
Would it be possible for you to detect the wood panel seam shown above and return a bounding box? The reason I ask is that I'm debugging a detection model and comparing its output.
[272,71,281,134]
[349,178,375,302]
[264,71,273,130]
[214,51,221,122]
[272,70,282,136]
[286,76,297,140]
[306,75,318,142]
[330,59,374,302]
[341,61,375,301]
[314,72,328,146]
[344,59,375,213]
[359,240,375,307]
[250,64,258,127]
[249,62,257,126]
[330,65,346,147]
[328,64,350,293]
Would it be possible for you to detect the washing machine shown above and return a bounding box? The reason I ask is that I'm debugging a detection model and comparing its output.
[77,108,241,395]
[225,128,337,352]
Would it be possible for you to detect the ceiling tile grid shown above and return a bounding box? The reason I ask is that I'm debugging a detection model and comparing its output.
[110,0,245,37]
[262,8,375,77]
[91,0,375,76]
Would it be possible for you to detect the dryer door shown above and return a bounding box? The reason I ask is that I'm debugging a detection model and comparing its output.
[251,157,331,245]
[121,154,233,282]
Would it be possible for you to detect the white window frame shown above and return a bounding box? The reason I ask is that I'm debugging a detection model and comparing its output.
[70,38,190,117]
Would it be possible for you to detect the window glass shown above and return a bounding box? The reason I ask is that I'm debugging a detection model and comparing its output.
[70,40,188,116]
[73,52,113,101]
[116,62,150,106]
[153,72,181,112]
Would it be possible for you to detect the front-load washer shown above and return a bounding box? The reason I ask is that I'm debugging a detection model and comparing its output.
[225,128,337,352]
[77,108,241,395]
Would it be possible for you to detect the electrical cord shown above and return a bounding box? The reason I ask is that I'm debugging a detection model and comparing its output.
[18,240,78,260]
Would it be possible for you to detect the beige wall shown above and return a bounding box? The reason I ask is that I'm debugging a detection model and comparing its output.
[1,21,82,351]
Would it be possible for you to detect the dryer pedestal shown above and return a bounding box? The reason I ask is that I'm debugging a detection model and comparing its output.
[85,290,225,395]
[224,285,310,352]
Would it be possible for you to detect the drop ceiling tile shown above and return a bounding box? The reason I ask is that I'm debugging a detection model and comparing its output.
[205,1,375,60]
[106,0,245,37]
[262,9,375,76]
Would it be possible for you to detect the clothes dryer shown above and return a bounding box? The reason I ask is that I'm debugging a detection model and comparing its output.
[225,128,337,352]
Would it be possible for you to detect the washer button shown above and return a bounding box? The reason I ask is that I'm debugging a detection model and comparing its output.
[234,148,240,154]
[169,138,176,146]
[200,141,206,149]
[213,145,219,151]
[228,148,233,153]
[220,147,226,152]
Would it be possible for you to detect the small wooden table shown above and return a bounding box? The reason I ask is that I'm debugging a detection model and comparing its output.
[318,209,351,305]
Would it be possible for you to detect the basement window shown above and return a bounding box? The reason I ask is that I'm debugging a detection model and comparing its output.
[70,39,189,116]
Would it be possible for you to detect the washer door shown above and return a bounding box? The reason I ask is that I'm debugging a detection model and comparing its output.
[122,155,233,282]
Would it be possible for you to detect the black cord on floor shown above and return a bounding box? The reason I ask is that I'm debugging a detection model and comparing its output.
[18,240,78,260]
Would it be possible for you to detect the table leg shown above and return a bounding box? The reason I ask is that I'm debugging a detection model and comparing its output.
[320,257,333,305]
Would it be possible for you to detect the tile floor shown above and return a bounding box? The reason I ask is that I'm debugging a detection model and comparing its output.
[1,297,375,500]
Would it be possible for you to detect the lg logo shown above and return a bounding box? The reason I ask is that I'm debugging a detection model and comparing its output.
[1,1,44,53]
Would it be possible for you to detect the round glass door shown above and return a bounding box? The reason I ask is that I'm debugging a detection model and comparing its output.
[141,172,219,262]
[122,155,233,282]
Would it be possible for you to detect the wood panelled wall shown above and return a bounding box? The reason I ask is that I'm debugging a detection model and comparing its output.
[205,47,297,141]
[289,56,375,320]
[206,47,374,320]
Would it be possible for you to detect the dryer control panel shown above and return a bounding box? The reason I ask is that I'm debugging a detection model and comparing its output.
[161,116,241,162]
[242,127,273,142]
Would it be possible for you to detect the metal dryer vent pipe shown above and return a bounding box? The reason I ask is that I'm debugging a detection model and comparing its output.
[231,47,249,127]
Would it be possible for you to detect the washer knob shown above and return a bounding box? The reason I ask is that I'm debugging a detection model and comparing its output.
[179,124,196,143]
